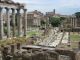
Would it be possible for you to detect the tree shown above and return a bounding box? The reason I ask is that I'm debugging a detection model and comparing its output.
[40,20,46,26]
[49,17,61,27]
[75,12,80,18]
[60,17,66,21]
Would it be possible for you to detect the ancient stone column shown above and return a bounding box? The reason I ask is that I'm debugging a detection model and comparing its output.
[5,7,11,38]
[75,18,77,28]
[78,42,80,50]
[23,9,27,36]
[0,7,4,39]
[70,17,72,28]
[10,44,15,54]
[16,9,22,37]
[73,18,75,28]
[16,43,21,50]
[11,8,16,37]
[76,51,80,60]
[2,46,9,60]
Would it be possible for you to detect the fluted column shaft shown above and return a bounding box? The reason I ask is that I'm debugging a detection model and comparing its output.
[11,8,16,37]
[73,18,75,27]
[0,7,4,39]
[75,18,77,27]
[5,7,11,38]
[16,9,22,37]
[23,9,27,36]
[71,18,73,27]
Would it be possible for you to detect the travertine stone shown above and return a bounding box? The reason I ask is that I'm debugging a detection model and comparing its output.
[10,44,15,54]
[16,9,22,37]
[11,8,16,37]
[23,9,27,36]
[5,7,11,38]
[0,7,4,39]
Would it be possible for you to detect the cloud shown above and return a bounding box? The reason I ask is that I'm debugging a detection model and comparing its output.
[12,0,80,8]
[59,0,80,7]
[12,0,80,14]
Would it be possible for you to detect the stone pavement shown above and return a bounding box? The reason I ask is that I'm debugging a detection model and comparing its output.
[61,32,69,44]
[39,27,65,47]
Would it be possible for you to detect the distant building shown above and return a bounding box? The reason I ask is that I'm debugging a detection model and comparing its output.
[46,9,80,31]
[27,10,44,27]
[46,9,60,17]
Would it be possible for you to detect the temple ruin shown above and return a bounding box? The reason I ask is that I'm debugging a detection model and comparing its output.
[0,0,27,39]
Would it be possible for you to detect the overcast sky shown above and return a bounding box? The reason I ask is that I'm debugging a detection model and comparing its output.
[12,0,80,15]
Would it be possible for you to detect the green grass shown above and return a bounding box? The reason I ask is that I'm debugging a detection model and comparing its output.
[27,31,41,37]
[0,30,42,46]
[0,37,28,46]
[70,34,80,41]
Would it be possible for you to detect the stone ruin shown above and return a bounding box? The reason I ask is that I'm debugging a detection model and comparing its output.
[0,44,79,60]
[0,0,27,39]
[0,45,59,60]
[0,0,80,60]
[55,49,76,60]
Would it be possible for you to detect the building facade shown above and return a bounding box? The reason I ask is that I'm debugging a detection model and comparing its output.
[27,10,44,27]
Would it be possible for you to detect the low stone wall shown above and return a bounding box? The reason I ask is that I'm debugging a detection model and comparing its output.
[55,49,76,60]
[76,51,80,60]
[0,44,59,60]
[63,28,80,32]
[21,50,59,60]
[0,44,80,60]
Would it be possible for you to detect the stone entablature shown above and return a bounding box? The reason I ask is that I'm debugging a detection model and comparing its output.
[0,0,24,9]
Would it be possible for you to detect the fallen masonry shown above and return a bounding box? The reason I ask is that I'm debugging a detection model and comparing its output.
[0,45,80,60]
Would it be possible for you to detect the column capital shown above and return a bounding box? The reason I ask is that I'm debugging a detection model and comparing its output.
[23,9,27,12]
[16,8,21,12]
[5,7,10,11]
[16,9,21,14]
[0,7,4,39]
[11,8,15,13]
[11,8,15,11]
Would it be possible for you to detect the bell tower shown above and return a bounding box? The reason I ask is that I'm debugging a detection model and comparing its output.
[53,9,55,15]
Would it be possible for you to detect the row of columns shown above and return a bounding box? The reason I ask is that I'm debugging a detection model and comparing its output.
[70,17,79,28]
[71,17,76,28]
[0,7,27,39]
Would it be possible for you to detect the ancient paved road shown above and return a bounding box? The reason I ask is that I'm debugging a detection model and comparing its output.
[49,32,63,47]
[39,28,69,47]
[39,28,62,47]
[61,32,69,44]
